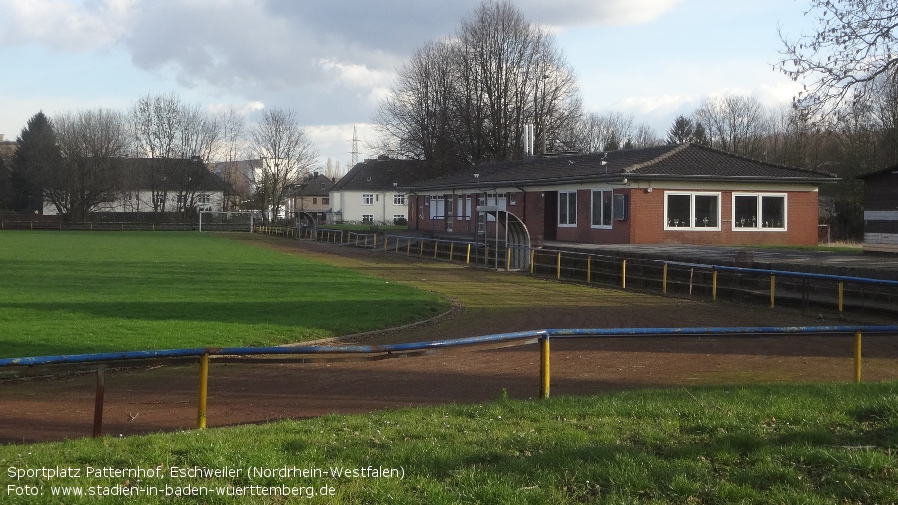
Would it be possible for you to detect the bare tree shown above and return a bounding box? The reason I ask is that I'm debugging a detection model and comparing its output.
[693,95,769,158]
[49,109,129,221]
[375,0,581,166]
[249,108,318,223]
[212,106,246,211]
[778,0,898,119]
[567,111,635,153]
[128,93,221,219]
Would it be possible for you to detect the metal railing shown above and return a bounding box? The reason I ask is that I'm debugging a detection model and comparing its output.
[262,227,898,318]
[2,326,896,438]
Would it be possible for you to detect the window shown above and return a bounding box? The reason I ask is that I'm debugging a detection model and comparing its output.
[613,194,627,220]
[429,196,445,219]
[558,191,577,226]
[197,194,210,204]
[362,194,374,205]
[664,192,720,230]
[312,197,318,205]
[393,194,405,205]
[591,190,613,228]
[153,194,165,206]
[362,214,374,224]
[733,194,786,230]
[507,193,517,205]
[322,197,329,205]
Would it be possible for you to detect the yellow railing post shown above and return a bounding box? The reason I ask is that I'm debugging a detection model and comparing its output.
[770,275,776,308]
[407,239,412,256]
[661,262,667,295]
[539,335,550,400]
[556,252,562,280]
[450,242,455,262]
[622,260,627,289]
[373,234,378,250]
[712,269,718,301]
[384,236,389,252]
[506,248,511,271]
[434,241,439,259]
[466,243,471,264]
[197,353,209,429]
[530,250,535,274]
[855,331,862,383]
[587,256,592,283]
[838,281,844,317]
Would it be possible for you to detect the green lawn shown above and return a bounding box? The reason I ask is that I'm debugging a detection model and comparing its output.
[0,231,447,358]
[1,382,896,504]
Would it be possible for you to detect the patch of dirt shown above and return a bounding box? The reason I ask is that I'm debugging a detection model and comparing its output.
[2,236,897,444]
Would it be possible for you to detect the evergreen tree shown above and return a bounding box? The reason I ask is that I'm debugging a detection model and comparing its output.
[10,112,60,213]
[667,115,695,144]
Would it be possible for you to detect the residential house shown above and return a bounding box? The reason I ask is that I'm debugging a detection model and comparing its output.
[859,166,898,253]
[288,172,337,226]
[42,158,230,217]
[403,143,838,264]
[330,156,453,225]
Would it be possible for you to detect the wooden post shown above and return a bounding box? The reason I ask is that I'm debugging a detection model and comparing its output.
[663,262,668,294]
[92,366,106,438]
[855,331,862,383]
[622,260,627,289]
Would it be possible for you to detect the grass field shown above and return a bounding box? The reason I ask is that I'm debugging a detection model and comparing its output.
[0,231,447,358]
[1,382,896,504]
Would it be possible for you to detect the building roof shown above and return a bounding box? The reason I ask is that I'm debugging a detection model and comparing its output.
[332,156,459,192]
[123,158,230,193]
[404,143,839,191]
[290,173,337,197]
[857,166,898,179]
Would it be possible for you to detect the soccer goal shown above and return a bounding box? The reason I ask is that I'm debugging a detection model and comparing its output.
[198,211,258,232]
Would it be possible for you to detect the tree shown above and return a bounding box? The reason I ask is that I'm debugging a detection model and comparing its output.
[212,106,246,211]
[694,95,768,158]
[667,115,695,144]
[128,93,221,219]
[10,111,60,213]
[778,0,898,119]
[249,108,318,223]
[375,0,581,165]
[49,108,129,222]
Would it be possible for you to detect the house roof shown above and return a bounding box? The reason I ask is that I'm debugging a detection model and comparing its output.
[332,156,459,192]
[404,143,839,191]
[290,173,337,197]
[123,158,230,193]
[857,165,898,179]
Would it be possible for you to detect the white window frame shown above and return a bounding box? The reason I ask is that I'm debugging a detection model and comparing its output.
[732,193,788,231]
[362,214,374,224]
[507,192,517,206]
[558,190,577,227]
[362,194,374,206]
[393,194,405,206]
[590,189,613,229]
[663,191,721,231]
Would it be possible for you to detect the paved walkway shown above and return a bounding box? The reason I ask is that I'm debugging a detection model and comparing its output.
[542,242,898,280]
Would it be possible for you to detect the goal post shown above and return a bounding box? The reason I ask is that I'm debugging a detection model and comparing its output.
[198,211,257,232]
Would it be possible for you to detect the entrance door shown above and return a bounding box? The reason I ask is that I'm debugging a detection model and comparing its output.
[543,191,558,241]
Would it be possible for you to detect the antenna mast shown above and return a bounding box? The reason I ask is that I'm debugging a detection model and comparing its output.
[350,126,359,166]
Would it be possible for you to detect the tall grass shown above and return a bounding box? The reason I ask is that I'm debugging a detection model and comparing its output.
[1,382,896,504]
[0,231,446,357]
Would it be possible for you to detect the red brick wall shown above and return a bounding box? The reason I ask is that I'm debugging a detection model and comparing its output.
[410,189,820,246]
[630,189,819,246]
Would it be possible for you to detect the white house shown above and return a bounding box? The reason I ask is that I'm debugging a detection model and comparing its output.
[329,156,440,225]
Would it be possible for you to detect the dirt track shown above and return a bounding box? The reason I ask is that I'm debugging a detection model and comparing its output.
[2,235,897,444]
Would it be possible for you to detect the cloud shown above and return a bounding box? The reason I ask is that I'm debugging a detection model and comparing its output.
[0,0,136,50]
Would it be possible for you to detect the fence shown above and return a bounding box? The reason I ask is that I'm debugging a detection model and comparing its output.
[0,220,201,231]
[263,226,898,319]
[1,326,896,438]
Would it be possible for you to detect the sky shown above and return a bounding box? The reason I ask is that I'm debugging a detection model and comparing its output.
[0,0,814,172]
